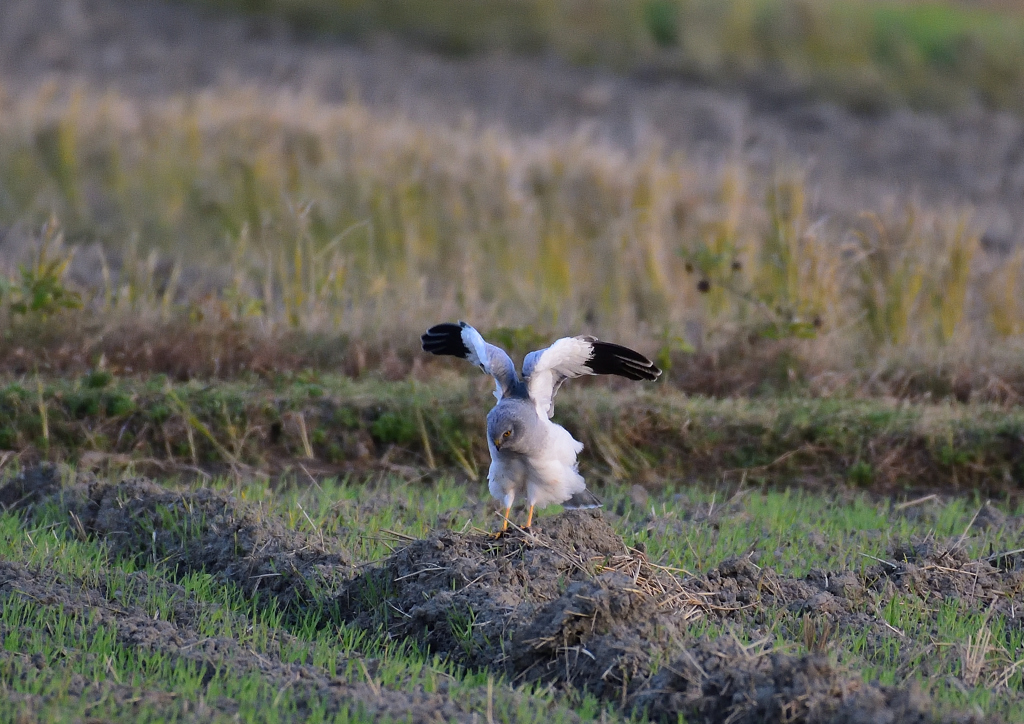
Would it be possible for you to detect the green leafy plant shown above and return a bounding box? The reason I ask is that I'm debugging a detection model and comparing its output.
[4,221,82,320]
[847,460,874,487]
[644,0,679,47]
[370,411,417,446]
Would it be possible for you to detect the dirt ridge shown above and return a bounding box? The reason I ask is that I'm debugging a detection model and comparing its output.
[0,463,351,613]
[0,558,501,723]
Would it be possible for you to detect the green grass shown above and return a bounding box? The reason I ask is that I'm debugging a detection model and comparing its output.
[2,469,1024,720]
[188,0,1024,114]
[619,487,994,576]
[0,489,613,724]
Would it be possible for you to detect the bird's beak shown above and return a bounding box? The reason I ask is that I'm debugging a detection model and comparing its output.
[493,437,503,450]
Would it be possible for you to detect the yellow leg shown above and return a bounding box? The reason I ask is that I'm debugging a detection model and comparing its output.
[492,503,511,537]
[525,504,535,528]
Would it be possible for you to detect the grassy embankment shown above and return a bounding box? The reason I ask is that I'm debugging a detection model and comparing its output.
[1,373,1022,495]
[191,0,1024,114]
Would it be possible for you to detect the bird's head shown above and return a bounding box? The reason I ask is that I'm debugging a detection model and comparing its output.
[487,404,531,452]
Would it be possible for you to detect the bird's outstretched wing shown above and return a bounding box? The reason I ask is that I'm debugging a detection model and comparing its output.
[522,336,661,417]
[421,322,520,401]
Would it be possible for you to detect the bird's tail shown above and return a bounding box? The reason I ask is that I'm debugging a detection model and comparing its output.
[563,489,602,510]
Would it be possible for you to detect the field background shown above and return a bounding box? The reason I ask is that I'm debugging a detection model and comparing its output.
[3,0,1024,722]
[1,0,1024,396]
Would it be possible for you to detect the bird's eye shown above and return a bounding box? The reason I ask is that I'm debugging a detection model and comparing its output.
[503,430,511,438]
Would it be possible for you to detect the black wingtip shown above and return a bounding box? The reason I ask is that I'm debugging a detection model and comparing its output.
[586,341,662,381]
[421,323,470,358]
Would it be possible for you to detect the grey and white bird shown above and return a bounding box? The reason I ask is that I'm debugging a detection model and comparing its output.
[421,321,661,531]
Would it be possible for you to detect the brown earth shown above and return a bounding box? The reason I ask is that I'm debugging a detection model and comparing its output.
[2,464,1016,722]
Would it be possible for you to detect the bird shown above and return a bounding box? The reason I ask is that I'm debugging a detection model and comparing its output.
[421,321,661,532]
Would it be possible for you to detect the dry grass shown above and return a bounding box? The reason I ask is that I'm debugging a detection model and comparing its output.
[1,79,1023,396]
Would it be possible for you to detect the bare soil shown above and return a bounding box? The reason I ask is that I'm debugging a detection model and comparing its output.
[3,464,1015,721]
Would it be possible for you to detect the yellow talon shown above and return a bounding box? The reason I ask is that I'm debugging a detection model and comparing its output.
[493,503,513,538]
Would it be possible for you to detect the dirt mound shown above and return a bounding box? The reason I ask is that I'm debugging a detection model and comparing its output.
[0,461,70,510]
[0,464,351,612]
[867,539,1024,616]
[338,510,658,671]
[639,636,945,724]
[339,511,982,723]
[337,510,710,703]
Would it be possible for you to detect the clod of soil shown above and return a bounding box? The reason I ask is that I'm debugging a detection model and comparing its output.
[638,637,940,724]
[0,463,351,612]
[869,539,1024,617]
[0,461,67,510]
